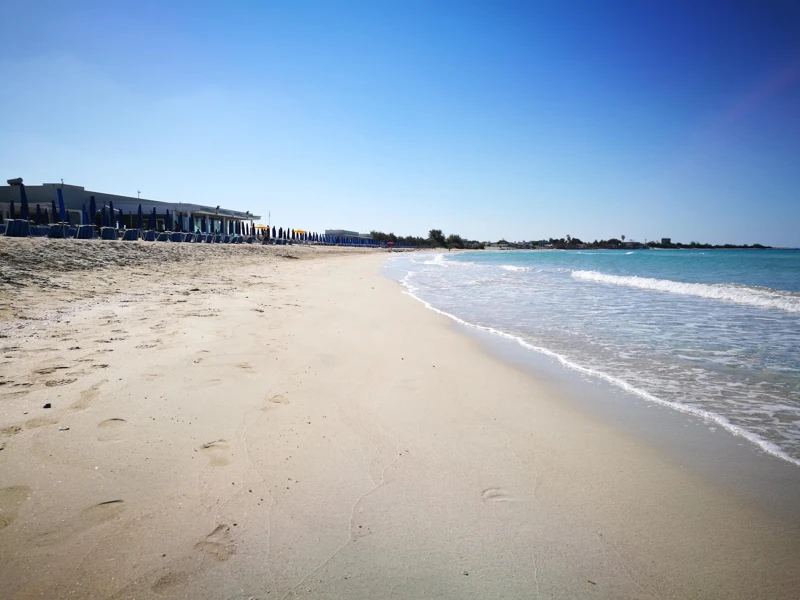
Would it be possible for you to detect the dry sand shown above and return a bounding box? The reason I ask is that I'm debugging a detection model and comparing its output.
[0,237,798,599]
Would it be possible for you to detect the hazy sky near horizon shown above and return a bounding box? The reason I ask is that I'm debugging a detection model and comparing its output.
[2,1,799,245]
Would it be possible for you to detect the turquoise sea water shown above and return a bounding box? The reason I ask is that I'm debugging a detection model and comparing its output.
[388,249,800,466]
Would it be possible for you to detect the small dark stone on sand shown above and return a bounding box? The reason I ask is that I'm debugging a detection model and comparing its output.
[43,403,51,409]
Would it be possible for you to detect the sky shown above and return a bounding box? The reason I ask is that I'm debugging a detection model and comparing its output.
[1,1,799,246]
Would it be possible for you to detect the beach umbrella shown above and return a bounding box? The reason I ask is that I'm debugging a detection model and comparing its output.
[35,204,42,225]
[118,209,125,229]
[165,209,170,230]
[19,184,30,220]
[272,226,276,238]
[137,204,143,229]
[101,206,107,227]
[201,215,207,233]
[9,198,15,219]
[151,207,157,230]
[57,188,66,222]
[51,200,58,223]
[81,203,87,225]
[89,196,96,226]
[109,200,115,221]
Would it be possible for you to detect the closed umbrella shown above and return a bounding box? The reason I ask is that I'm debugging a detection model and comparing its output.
[109,200,115,222]
[9,198,15,219]
[57,188,66,222]
[20,184,30,220]
[118,209,125,229]
[81,203,87,225]
[137,204,143,229]
[101,206,107,227]
[202,216,207,233]
[51,200,58,223]
[89,196,97,227]
[151,207,157,230]
[272,226,276,238]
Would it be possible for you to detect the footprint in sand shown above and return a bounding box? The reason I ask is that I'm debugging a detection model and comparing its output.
[0,485,30,530]
[235,363,253,371]
[46,378,77,387]
[71,380,106,410]
[481,488,513,503]
[199,440,229,466]
[136,343,158,350]
[33,500,125,547]
[261,394,289,411]
[34,366,70,375]
[194,524,236,561]
[25,416,59,429]
[151,571,191,596]
[1,425,23,436]
[97,418,127,442]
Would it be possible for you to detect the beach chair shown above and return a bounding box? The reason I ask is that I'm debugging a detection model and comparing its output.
[101,227,118,240]
[47,223,68,238]
[121,229,140,241]
[76,225,96,239]
[142,230,156,242]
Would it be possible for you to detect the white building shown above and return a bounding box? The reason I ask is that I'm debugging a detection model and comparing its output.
[0,181,260,232]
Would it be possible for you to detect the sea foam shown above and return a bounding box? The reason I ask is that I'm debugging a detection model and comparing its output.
[572,270,800,314]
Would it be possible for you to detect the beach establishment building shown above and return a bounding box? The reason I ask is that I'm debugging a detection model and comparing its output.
[325,229,373,240]
[0,182,260,232]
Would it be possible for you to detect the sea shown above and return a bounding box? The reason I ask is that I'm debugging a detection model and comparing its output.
[387,249,800,467]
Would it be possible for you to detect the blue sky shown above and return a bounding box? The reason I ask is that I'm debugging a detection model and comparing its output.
[2,1,799,245]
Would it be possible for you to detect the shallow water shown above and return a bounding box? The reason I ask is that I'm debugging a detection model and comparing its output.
[387,249,800,466]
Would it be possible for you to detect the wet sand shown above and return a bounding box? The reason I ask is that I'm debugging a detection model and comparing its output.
[0,238,798,599]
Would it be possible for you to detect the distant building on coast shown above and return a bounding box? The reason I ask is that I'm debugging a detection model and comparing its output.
[0,181,260,232]
[661,238,671,245]
[325,229,373,240]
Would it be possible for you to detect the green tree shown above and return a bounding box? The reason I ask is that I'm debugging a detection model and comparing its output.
[445,233,464,249]
[428,229,446,246]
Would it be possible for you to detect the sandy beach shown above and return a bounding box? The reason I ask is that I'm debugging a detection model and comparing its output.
[1,238,798,600]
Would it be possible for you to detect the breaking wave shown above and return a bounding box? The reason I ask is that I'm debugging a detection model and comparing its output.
[572,270,800,313]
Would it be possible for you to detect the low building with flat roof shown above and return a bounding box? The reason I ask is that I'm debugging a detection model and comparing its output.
[0,181,261,233]
[325,229,373,240]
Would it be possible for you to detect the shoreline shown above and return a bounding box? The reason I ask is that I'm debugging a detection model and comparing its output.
[394,265,800,468]
[1,244,799,598]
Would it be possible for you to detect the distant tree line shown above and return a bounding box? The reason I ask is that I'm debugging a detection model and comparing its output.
[369,228,485,249]
[501,236,770,250]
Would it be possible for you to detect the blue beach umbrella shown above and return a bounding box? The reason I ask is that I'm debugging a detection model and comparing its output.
[51,200,58,223]
[201,215,207,233]
[19,184,30,220]
[137,204,143,229]
[9,198,15,219]
[151,207,157,230]
[57,188,66,222]
[89,196,97,226]
[118,209,125,229]
[35,204,42,225]
[109,200,115,221]
[81,203,87,225]
[101,206,107,228]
